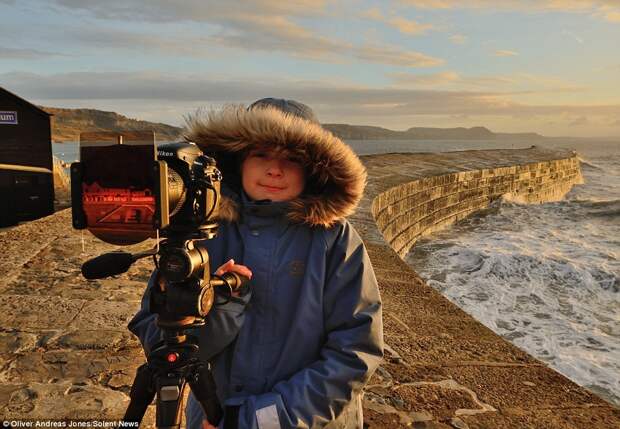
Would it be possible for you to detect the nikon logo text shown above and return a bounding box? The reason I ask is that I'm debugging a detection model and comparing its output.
[158,151,175,157]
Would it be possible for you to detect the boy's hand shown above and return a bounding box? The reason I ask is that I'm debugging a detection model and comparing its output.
[215,259,252,296]
[215,258,252,278]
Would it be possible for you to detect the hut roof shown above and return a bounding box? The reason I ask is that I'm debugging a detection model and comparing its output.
[0,86,53,118]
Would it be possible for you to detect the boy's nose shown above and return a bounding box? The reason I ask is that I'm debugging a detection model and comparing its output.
[266,160,284,177]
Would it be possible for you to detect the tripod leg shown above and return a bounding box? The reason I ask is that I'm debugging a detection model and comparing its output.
[124,363,157,425]
[156,375,187,429]
[188,364,223,426]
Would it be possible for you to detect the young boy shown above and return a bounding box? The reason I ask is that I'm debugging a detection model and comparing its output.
[129,98,384,428]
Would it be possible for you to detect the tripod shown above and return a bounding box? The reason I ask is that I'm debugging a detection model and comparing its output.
[120,235,249,428]
[123,317,222,428]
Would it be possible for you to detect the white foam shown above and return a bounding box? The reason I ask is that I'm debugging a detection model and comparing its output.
[407,154,620,405]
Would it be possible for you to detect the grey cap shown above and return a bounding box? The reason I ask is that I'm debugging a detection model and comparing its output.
[248,98,319,124]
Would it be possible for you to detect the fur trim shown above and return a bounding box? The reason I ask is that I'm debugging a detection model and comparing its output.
[184,105,366,227]
[217,195,239,223]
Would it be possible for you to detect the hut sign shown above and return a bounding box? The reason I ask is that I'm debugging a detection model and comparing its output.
[0,111,18,124]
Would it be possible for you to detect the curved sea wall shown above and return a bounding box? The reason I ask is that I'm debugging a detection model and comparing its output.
[350,147,619,428]
[370,151,581,257]
[1,147,618,428]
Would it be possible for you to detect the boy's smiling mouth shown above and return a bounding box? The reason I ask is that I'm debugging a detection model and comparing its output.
[259,183,286,191]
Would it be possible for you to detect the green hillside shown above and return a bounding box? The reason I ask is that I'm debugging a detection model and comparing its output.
[43,106,544,142]
[323,124,544,140]
[43,107,183,143]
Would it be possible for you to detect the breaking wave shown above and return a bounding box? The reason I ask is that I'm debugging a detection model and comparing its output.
[407,150,620,406]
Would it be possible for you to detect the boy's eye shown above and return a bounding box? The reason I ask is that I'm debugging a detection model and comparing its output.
[247,150,301,165]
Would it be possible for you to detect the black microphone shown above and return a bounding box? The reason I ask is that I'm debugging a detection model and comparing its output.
[81,251,135,279]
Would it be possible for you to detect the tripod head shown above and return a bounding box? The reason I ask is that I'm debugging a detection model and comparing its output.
[80,234,248,324]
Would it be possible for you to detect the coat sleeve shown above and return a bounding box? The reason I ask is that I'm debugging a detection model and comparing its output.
[234,221,384,428]
[127,270,163,355]
[128,269,252,360]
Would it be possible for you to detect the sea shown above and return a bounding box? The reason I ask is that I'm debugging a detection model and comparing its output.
[53,137,620,406]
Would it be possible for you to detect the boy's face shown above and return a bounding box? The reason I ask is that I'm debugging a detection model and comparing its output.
[241,149,305,202]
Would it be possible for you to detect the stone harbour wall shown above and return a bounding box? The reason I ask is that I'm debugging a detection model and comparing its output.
[1,147,618,428]
[370,155,581,258]
[349,148,617,428]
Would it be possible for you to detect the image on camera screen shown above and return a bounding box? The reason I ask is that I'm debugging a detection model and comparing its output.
[80,131,157,245]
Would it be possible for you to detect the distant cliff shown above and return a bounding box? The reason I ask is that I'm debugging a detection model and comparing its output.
[43,107,183,143]
[323,124,545,140]
[43,106,545,143]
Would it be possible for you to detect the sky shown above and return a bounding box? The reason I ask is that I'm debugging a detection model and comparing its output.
[1,0,620,137]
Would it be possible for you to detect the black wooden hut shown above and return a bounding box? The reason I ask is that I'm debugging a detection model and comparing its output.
[0,87,55,227]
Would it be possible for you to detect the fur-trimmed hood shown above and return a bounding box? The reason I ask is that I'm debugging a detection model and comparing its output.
[184,105,366,228]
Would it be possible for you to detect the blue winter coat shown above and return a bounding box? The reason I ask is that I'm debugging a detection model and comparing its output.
[129,196,383,428]
[129,104,384,428]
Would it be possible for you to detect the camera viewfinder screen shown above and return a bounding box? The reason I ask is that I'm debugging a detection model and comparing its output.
[80,131,157,245]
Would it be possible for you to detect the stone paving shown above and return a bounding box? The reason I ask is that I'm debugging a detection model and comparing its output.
[0,147,618,428]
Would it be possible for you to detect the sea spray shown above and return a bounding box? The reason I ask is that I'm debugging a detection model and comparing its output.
[407,151,620,405]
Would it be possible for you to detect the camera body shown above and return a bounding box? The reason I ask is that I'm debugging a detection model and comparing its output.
[71,131,222,245]
[155,142,222,238]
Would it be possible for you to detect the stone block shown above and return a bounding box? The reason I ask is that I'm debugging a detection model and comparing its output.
[0,295,86,330]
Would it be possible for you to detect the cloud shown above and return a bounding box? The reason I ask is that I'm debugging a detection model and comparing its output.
[61,27,217,57]
[58,24,442,67]
[399,0,616,11]
[50,0,329,22]
[34,1,346,61]
[389,16,434,35]
[449,34,467,44]
[399,0,453,8]
[390,71,461,85]
[28,0,620,28]
[205,15,353,61]
[361,7,384,20]
[354,44,443,67]
[569,116,589,126]
[16,1,441,67]
[495,50,519,57]
[398,0,620,23]
[3,70,619,121]
[599,9,620,22]
[53,21,350,62]
[361,8,434,35]
[383,70,585,95]
[561,29,584,44]
[0,46,61,59]
[513,73,584,91]
[1,71,279,102]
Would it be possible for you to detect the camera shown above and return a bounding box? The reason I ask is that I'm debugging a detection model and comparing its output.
[71,131,222,246]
